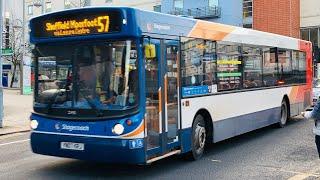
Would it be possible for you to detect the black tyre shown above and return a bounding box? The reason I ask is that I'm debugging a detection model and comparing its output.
[278,100,289,128]
[190,114,206,160]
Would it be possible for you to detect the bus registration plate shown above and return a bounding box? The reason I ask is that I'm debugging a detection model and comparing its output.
[60,142,84,151]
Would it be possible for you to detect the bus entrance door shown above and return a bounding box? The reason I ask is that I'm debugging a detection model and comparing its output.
[144,38,180,160]
[164,40,179,146]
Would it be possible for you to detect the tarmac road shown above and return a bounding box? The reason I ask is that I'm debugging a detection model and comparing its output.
[0,116,319,180]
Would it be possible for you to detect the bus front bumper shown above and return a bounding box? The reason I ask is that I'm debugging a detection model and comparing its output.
[30,132,146,164]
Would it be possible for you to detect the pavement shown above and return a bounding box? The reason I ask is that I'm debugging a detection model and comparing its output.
[0,89,32,135]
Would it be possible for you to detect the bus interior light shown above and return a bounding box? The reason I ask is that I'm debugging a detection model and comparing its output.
[123,19,127,24]
[112,124,124,135]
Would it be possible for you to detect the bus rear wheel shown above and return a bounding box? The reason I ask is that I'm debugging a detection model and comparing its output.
[278,100,289,128]
[190,114,206,160]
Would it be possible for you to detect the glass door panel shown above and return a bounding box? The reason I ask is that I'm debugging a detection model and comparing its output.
[165,40,179,143]
[145,38,161,150]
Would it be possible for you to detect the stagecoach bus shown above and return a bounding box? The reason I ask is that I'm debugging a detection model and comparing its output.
[29,7,313,164]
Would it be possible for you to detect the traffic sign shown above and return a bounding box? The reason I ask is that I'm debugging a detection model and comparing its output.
[1,48,13,56]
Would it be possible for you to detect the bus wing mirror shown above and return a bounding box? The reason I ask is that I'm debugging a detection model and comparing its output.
[144,44,156,59]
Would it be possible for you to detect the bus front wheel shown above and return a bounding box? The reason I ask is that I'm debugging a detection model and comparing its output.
[190,114,206,160]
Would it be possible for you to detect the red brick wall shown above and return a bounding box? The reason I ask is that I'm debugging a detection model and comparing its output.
[253,0,300,38]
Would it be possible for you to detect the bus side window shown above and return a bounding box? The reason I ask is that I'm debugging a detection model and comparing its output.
[243,46,263,89]
[217,43,242,91]
[263,49,278,87]
[180,38,217,95]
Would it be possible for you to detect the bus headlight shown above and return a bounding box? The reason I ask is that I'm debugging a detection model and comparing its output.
[30,120,39,130]
[112,124,124,135]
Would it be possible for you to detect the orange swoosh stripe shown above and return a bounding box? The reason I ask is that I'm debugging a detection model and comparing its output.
[123,121,144,138]
[188,21,235,41]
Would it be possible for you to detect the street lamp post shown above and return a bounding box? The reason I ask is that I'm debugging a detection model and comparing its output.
[20,0,26,95]
[0,0,3,128]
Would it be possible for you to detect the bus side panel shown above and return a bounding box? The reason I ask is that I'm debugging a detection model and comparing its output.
[212,107,280,142]
[180,128,192,153]
[288,85,312,117]
[180,87,296,144]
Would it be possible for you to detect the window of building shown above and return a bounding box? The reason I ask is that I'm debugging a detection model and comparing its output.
[243,24,252,29]
[181,38,217,89]
[310,28,319,48]
[262,48,278,86]
[174,0,184,9]
[209,0,218,7]
[28,5,33,15]
[243,0,252,18]
[217,43,241,91]
[301,29,310,41]
[153,5,161,12]
[45,2,52,12]
[278,49,292,84]
[243,46,263,88]
[64,0,71,9]
[105,0,112,3]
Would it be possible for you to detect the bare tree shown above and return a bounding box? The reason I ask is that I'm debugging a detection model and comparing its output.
[4,18,24,88]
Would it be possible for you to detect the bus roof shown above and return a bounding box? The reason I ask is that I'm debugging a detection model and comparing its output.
[30,7,310,50]
[134,8,310,50]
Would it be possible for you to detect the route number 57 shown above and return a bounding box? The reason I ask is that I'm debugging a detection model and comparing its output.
[98,16,110,32]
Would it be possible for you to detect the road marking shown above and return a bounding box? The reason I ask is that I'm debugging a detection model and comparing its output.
[257,164,320,180]
[0,139,30,147]
[288,173,317,180]
[211,159,222,163]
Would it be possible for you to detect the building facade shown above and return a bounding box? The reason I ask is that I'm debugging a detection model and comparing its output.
[161,0,243,27]
[301,0,320,65]
[25,0,161,19]
[252,0,300,38]
[161,0,300,39]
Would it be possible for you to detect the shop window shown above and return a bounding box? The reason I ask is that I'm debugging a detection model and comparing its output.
[310,28,319,48]
[301,29,309,41]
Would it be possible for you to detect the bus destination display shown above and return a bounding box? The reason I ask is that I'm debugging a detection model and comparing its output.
[32,11,122,38]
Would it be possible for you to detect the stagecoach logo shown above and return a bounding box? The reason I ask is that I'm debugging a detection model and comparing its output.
[54,123,90,132]
[146,23,171,32]
[55,123,61,130]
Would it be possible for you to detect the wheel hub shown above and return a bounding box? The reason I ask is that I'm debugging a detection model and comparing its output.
[195,123,206,152]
